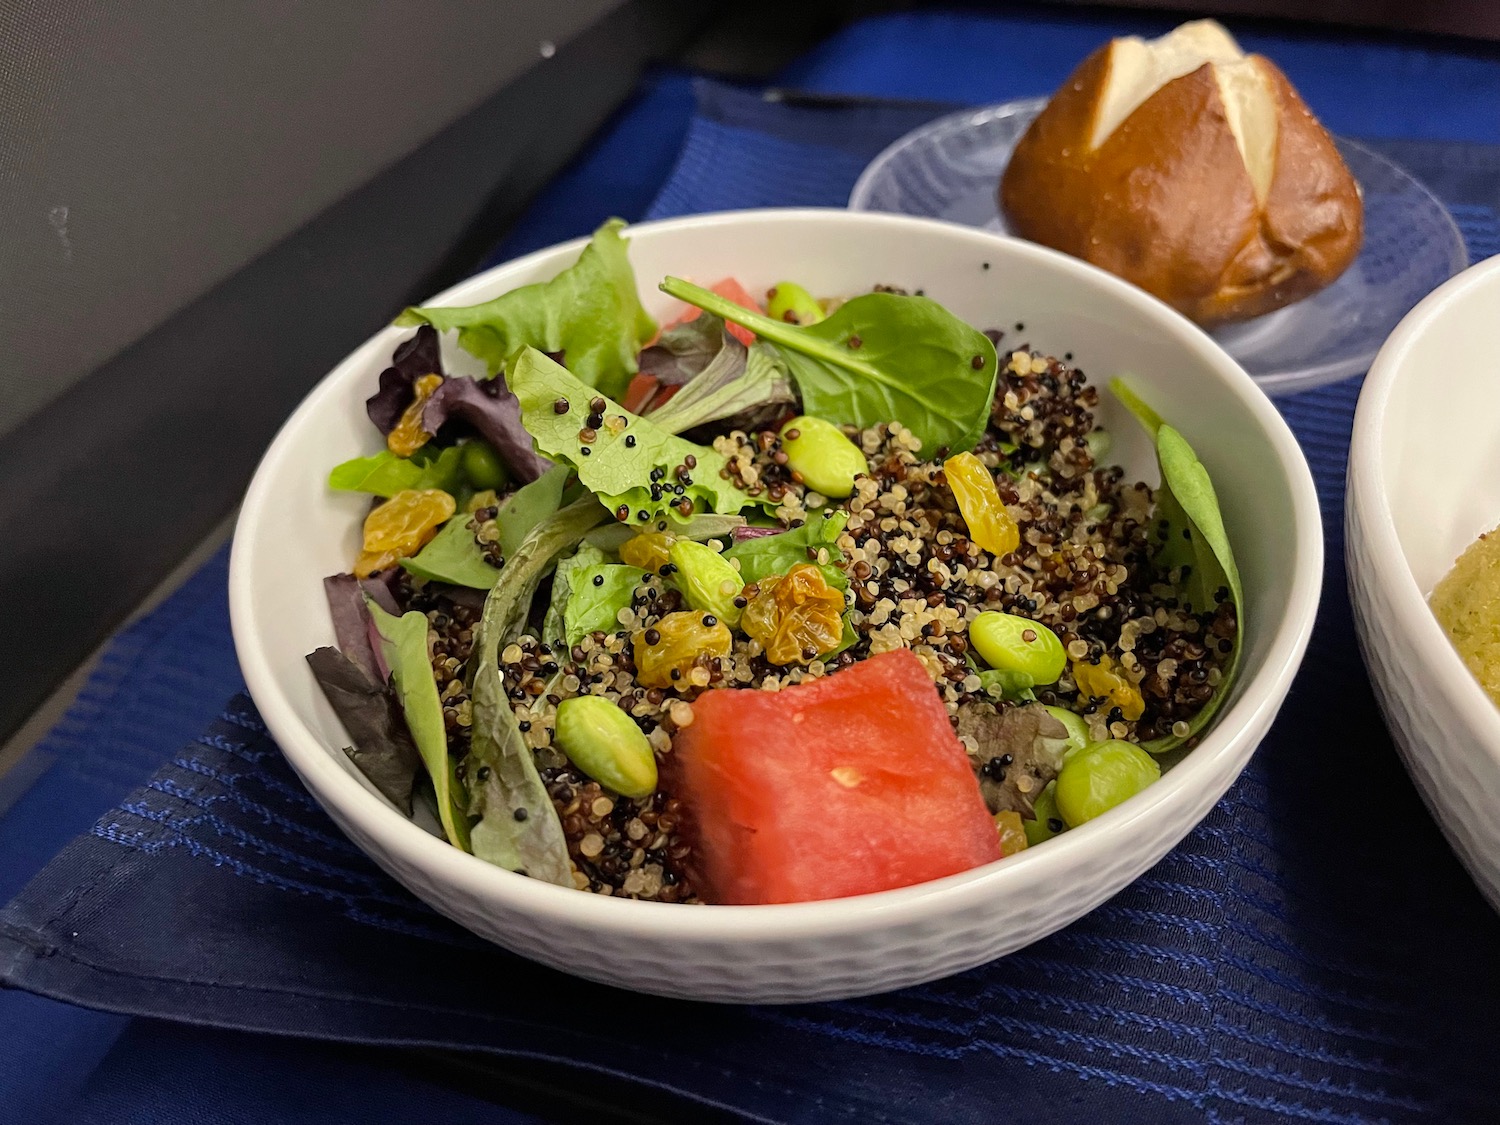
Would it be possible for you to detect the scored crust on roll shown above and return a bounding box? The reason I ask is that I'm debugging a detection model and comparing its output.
[999,20,1363,325]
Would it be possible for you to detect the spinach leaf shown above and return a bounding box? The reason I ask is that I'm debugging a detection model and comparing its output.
[647,334,797,436]
[496,463,569,561]
[660,277,997,454]
[1110,377,1165,435]
[509,347,757,523]
[328,445,465,498]
[723,510,850,590]
[395,219,655,399]
[542,543,607,646]
[1110,379,1243,753]
[365,599,471,850]
[401,513,500,589]
[468,496,605,883]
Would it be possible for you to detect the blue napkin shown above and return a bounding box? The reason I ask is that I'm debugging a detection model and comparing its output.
[6,78,1500,1125]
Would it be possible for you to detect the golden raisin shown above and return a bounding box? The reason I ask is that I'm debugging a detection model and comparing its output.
[995,810,1029,857]
[632,611,732,688]
[741,563,845,665]
[387,373,444,457]
[1071,654,1145,721]
[354,488,455,577]
[944,451,1019,556]
[620,530,676,573]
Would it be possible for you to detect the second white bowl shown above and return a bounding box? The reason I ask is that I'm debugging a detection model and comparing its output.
[1348,252,1500,912]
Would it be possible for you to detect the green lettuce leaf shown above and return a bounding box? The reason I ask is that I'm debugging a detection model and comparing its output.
[495,463,568,561]
[365,598,470,850]
[395,219,655,399]
[467,496,605,883]
[723,510,850,590]
[660,277,997,454]
[400,513,500,589]
[328,445,465,498]
[561,563,643,647]
[543,543,606,646]
[583,512,746,553]
[972,662,1037,703]
[1110,379,1243,753]
[509,347,757,524]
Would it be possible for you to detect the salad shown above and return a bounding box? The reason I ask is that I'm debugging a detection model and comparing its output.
[308,220,1241,906]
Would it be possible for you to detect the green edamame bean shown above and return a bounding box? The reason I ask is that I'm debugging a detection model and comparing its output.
[766,280,826,326]
[461,441,510,491]
[554,696,657,798]
[970,611,1067,685]
[1024,781,1064,847]
[668,539,745,629]
[1054,740,1160,827]
[780,415,867,499]
[1043,705,1091,758]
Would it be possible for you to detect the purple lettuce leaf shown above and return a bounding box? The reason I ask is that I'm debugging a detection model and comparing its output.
[323,572,402,684]
[637,314,729,386]
[306,647,422,815]
[422,376,551,484]
[368,325,444,434]
[364,325,551,485]
[731,525,784,543]
[324,574,378,681]
[361,569,403,614]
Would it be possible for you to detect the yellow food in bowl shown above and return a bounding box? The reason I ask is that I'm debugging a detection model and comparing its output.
[1431,525,1500,708]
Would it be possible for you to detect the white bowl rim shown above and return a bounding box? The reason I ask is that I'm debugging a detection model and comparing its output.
[1349,252,1500,764]
[231,207,1323,942]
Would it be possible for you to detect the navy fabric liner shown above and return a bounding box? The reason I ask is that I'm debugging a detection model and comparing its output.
[7,61,1500,1125]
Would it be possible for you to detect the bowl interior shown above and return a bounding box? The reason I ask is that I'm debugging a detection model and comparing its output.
[1378,265,1500,595]
[233,210,1318,906]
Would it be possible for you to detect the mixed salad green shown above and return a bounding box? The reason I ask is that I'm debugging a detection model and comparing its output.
[307,219,1241,905]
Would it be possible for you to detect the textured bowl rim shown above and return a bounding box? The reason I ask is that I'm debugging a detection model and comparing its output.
[1348,253,1500,763]
[231,208,1323,942]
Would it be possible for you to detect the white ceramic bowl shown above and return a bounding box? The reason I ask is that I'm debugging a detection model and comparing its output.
[231,209,1323,1003]
[1348,252,1500,912]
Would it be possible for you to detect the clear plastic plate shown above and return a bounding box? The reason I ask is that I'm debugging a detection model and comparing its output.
[849,98,1468,394]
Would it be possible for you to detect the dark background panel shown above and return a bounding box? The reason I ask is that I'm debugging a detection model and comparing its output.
[0,0,862,747]
[0,0,704,743]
